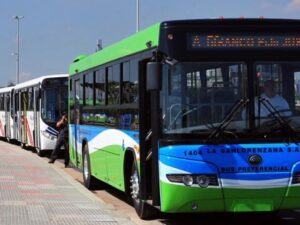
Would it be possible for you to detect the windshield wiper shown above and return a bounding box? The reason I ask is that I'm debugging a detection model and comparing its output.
[258,97,298,144]
[167,104,200,130]
[206,99,249,143]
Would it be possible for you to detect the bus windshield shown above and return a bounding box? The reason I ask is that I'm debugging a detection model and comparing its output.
[161,62,248,135]
[161,61,300,137]
[41,78,68,124]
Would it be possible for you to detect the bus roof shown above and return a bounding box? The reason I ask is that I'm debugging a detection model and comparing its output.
[159,18,300,27]
[14,74,68,90]
[0,86,14,94]
[69,22,161,76]
[69,18,300,76]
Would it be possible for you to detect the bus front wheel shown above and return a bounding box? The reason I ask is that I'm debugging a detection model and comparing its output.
[130,161,153,219]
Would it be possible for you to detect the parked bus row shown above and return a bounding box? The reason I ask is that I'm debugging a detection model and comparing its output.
[1,18,300,220]
[0,74,68,156]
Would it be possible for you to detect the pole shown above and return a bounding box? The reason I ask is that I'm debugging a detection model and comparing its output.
[96,39,102,52]
[136,0,139,32]
[14,16,24,84]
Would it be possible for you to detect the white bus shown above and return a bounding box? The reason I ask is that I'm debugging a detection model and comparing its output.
[13,74,68,156]
[0,86,14,141]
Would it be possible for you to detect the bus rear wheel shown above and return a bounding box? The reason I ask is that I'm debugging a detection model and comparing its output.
[36,148,45,157]
[130,161,154,219]
[82,145,101,190]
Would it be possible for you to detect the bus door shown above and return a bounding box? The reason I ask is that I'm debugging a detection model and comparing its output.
[33,87,41,149]
[4,94,10,138]
[21,91,28,145]
[16,91,21,142]
[73,79,80,166]
[12,90,17,140]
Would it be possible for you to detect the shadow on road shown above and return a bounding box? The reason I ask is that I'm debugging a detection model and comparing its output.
[44,153,300,225]
[158,211,300,225]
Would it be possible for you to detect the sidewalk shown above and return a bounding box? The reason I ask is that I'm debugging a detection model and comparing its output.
[0,141,136,225]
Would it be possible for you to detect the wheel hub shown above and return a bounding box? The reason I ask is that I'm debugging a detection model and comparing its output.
[83,154,89,179]
[130,170,139,200]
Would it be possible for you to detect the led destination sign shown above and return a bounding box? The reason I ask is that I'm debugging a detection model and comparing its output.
[188,34,300,49]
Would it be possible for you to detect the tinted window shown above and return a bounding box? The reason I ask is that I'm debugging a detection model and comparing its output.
[0,94,4,110]
[95,70,106,105]
[84,73,93,106]
[122,61,138,104]
[107,65,120,105]
[79,76,84,105]
[28,88,34,110]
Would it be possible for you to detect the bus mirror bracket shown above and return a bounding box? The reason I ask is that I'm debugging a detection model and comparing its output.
[146,62,162,91]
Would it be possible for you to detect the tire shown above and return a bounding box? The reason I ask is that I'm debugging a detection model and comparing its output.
[130,161,154,219]
[82,144,101,190]
[21,142,27,150]
[36,148,45,157]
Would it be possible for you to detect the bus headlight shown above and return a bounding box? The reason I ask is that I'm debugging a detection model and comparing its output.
[41,130,56,140]
[166,174,219,187]
[196,175,210,188]
[182,175,194,186]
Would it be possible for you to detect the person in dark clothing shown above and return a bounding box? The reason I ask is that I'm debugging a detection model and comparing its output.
[48,112,69,167]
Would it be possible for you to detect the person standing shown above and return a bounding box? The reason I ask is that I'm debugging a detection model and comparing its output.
[48,112,69,167]
[257,80,292,117]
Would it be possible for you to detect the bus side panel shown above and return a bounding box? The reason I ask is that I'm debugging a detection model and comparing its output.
[0,110,6,137]
[9,115,15,140]
[77,125,139,192]
[24,111,34,147]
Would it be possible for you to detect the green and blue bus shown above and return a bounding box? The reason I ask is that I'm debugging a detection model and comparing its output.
[69,19,300,218]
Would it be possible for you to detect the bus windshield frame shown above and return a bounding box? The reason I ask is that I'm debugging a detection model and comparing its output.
[41,78,68,125]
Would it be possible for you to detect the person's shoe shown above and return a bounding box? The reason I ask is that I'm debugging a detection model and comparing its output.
[48,159,55,164]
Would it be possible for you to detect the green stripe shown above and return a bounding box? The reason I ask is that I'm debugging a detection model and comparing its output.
[160,181,224,212]
[69,23,160,75]
[160,181,300,213]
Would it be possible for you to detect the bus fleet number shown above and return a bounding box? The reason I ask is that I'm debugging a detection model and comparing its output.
[184,150,203,156]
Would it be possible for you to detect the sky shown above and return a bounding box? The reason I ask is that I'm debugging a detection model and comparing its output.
[1,0,300,87]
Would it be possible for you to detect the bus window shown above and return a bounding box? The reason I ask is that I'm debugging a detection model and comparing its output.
[107,65,120,105]
[254,62,299,120]
[122,61,138,104]
[94,70,106,105]
[41,78,68,124]
[28,88,34,110]
[162,62,247,134]
[256,63,282,95]
[0,94,4,110]
[84,73,93,106]
[295,71,300,112]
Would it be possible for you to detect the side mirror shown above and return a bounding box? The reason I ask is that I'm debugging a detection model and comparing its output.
[146,62,162,91]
